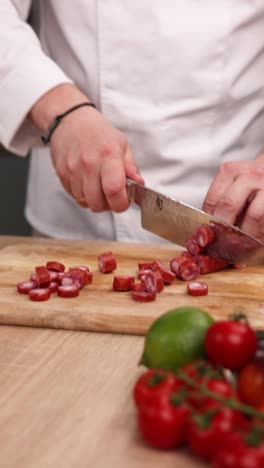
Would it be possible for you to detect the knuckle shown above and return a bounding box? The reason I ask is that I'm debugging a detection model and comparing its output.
[245,206,262,226]
[219,161,236,176]
[217,196,236,213]
[203,199,216,213]
[65,158,78,176]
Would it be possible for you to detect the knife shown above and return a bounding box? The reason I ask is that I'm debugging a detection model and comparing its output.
[126,178,264,265]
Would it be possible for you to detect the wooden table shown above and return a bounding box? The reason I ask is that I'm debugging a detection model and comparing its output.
[0,326,206,468]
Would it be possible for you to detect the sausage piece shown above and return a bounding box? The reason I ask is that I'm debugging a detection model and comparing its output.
[170,253,194,276]
[57,284,80,298]
[29,288,51,301]
[178,260,201,281]
[98,252,117,273]
[194,254,229,274]
[151,261,175,285]
[131,282,146,292]
[143,271,164,294]
[194,224,215,248]
[132,290,156,302]
[46,261,65,273]
[35,266,51,287]
[187,281,208,296]
[17,280,38,294]
[113,275,135,291]
[185,235,202,256]
[138,262,154,270]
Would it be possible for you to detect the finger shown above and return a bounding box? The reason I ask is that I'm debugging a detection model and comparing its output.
[202,166,235,215]
[124,145,145,185]
[82,160,109,212]
[100,155,128,212]
[239,190,264,241]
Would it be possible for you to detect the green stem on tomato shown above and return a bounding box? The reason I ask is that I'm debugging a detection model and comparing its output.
[175,369,264,420]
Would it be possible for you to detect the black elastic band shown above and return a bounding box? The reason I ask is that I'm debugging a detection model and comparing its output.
[41,102,96,145]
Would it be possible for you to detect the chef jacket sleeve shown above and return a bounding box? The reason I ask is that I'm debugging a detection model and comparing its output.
[0,1,73,156]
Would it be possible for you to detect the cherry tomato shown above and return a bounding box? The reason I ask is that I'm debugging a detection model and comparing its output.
[133,369,184,409]
[137,396,190,450]
[212,431,264,468]
[205,319,257,371]
[188,377,236,410]
[237,359,264,408]
[188,407,249,462]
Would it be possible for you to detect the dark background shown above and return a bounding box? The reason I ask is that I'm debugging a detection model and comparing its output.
[0,145,31,235]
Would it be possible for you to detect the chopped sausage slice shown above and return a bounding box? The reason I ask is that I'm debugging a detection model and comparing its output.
[131,282,146,292]
[46,261,65,272]
[137,269,153,280]
[194,224,215,248]
[187,281,208,296]
[138,262,154,271]
[113,275,135,291]
[35,266,51,287]
[194,254,229,274]
[59,274,75,286]
[57,284,80,298]
[170,253,194,276]
[98,252,117,273]
[17,280,37,294]
[178,260,200,281]
[49,282,58,293]
[143,271,164,294]
[185,235,202,256]
[132,290,156,302]
[29,288,51,301]
[47,270,59,282]
[151,261,175,284]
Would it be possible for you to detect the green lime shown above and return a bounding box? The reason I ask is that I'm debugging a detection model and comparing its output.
[140,306,214,370]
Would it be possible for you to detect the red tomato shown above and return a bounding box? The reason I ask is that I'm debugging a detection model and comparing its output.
[188,377,236,410]
[212,433,264,468]
[205,319,257,371]
[133,369,184,409]
[188,407,249,462]
[181,359,220,381]
[137,398,190,450]
[237,359,264,408]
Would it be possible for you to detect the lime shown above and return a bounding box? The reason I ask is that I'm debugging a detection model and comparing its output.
[140,306,214,370]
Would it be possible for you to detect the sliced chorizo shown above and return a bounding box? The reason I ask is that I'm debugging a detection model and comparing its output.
[185,235,202,256]
[151,261,175,285]
[143,271,164,294]
[112,275,135,291]
[132,290,156,302]
[46,261,65,273]
[194,254,229,274]
[29,288,51,301]
[194,224,215,248]
[187,281,208,296]
[17,280,37,294]
[57,284,80,298]
[35,266,51,287]
[98,251,117,273]
[178,260,200,281]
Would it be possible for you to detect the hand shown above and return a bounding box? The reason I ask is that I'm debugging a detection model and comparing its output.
[29,84,144,212]
[202,154,264,241]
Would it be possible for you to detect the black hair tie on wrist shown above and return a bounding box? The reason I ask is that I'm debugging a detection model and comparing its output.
[41,102,96,145]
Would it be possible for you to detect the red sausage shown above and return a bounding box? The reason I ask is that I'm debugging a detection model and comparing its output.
[17,280,37,294]
[138,262,154,270]
[131,282,146,292]
[70,265,90,272]
[187,281,208,296]
[47,270,59,282]
[98,252,117,273]
[59,274,75,286]
[194,224,215,248]
[35,266,51,287]
[178,260,200,281]
[69,267,91,286]
[113,275,135,291]
[185,235,202,256]
[29,288,51,301]
[68,268,87,288]
[151,261,175,285]
[49,281,58,293]
[57,284,80,298]
[194,254,229,274]
[46,261,65,273]
[170,253,194,276]
[132,290,156,302]
[143,271,164,294]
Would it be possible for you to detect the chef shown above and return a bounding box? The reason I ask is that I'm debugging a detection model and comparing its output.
[0,1,264,243]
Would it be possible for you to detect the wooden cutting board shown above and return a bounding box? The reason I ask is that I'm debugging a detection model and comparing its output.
[0,235,263,335]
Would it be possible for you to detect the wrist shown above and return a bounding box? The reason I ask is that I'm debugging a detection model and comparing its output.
[29,83,92,132]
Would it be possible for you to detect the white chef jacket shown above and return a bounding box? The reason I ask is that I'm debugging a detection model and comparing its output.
[1,1,264,242]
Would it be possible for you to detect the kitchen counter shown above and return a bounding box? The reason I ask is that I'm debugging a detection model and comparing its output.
[0,325,206,468]
[0,236,210,467]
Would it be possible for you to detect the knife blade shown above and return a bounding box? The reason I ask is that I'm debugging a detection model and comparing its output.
[126,178,264,265]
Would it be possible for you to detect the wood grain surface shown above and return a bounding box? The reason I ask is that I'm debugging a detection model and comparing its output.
[0,236,264,335]
[0,325,206,468]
